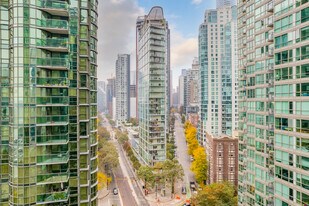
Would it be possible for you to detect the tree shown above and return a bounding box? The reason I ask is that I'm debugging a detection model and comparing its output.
[191,182,237,206]
[115,130,128,145]
[190,146,208,185]
[98,139,119,173]
[98,126,110,141]
[181,115,186,124]
[97,172,112,190]
[185,125,198,155]
[162,159,184,197]
[128,118,138,126]
[166,143,176,160]
[137,165,155,192]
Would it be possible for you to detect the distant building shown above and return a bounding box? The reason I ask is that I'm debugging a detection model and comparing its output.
[186,58,199,115]
[130,85,137,98]
[98,81,107,113]
[178,69,188,110]
[205,132,238,186]
[106,77,116,117]
[130,97,137,118]
[188,113,199,127]
[115,54,130,124]
[112,97,116,121]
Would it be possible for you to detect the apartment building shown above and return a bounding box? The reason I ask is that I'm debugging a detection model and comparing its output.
[238,0,309,205]
[115,54,130,124]
[136,6,170,165]
[0,1,98,205]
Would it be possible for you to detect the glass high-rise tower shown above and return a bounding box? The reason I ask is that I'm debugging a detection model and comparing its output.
[0,1,98,205]
[136,7,170,165]
[238,0,309,205]
[198,2,238,144]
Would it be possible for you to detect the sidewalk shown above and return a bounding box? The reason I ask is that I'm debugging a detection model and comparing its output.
[144,189,186,206]
[98,188,109,200]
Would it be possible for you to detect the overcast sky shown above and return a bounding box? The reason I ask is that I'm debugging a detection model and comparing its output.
[97,0,216,89]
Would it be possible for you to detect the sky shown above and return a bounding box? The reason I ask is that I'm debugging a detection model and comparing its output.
[97,0,216,89]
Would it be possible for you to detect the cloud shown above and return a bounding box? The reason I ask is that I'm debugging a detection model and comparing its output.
[170,28,198,70]
[191,0,203,5]
[97,0,144,80]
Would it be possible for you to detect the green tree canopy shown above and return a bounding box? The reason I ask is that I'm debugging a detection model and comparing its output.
[191,182,237,206]
[137,165,155,189]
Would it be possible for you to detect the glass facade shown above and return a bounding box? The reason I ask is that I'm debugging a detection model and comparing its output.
[198,5,238,144]
[238,0,309,205]
[137,7,170,165]
[0,1,98,205]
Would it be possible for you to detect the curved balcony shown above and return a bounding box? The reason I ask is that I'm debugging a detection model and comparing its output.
[37,58,69,70]
[36,134,69,145]
[36,77,69,88]
[37,152,69,165]
[36,96,69,105]
[37,38,69,52]
[38,0,69,17]
[37,172,69,185]
[37,189,69,204]
[37,19,69,34]
[36,115,68,126]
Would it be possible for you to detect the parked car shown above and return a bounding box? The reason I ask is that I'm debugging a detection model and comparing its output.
[113,188,118,195]
[190,182,196,190]
[190,156,194,162]
[181,186,187,194]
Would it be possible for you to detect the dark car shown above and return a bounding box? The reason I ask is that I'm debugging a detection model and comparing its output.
[181,186,187,194]
[113,188,118,195]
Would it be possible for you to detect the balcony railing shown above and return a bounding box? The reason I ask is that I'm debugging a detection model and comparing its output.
[37,19,68,30]
[37,172,69,184]
[37,58,69,69]
[36,134,69,145]
[36,115,68,125]
[36,96,69,105]
[36,77,69,87]
[37,190,69,203]
[37,152,69,164]
[39,0,68,10]
[37,38,68,51]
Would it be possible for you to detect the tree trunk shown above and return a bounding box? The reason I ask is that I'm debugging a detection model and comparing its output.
[171,179,175,198]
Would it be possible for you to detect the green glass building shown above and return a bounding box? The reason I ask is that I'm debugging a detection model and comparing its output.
[238,0,309,205]
[0,0,98,205]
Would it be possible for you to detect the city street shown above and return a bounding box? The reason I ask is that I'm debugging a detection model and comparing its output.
[99,114,148,206]
[174,114,195,198]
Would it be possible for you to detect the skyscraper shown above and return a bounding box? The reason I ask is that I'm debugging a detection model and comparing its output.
[198,2,238,144]
[136,6,170,165]
[0,1,98,205]
[186,58,199,114]
[106,77,116,117]
[179,69,188,111]
[238,0,309,205]
[115,54,130,124]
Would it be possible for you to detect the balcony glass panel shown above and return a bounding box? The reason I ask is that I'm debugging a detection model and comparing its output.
[36,134,69,144]
[37,58,69,68]
[37,77,69,87]
[37,38,68,48]
[37,152,69,164]
[36,96,69,105]
[37,19,68,30]
[36,116,68,124]
[37,190,68,203]
[38,0,68,10]
[37,172,68,184]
